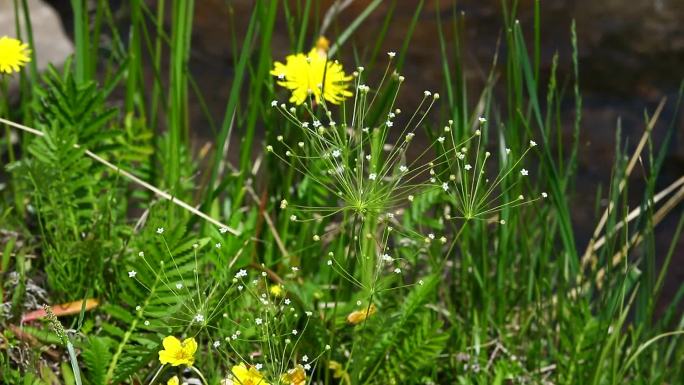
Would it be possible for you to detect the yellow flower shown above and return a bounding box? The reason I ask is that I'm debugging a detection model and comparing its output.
[230,363,269,385]
[167,376,180,385]
[281,365,306,385]
[271,36,352,105]
[269,284,283,297]
[0,36,31,75]
[346,303,377,325]
[158,336,198,367]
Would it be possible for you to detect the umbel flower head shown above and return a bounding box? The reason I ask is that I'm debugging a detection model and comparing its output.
[227,363,270,385]
[158,336,197,366]
[0,36,31,74]
[271,36,352,105]
[269,59,442,223]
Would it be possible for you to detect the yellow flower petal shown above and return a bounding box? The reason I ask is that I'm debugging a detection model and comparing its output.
[158,336,197,367]
[182,337,198,356]
[231,363,270,385]
[167,376,180,385]
[281,365,306,385]
[271,38,351,106]
[0,36,31,75]
[347,304,377,325]
[162,336,182,351]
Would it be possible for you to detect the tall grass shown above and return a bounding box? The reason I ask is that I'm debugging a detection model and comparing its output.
[0,1,683,384]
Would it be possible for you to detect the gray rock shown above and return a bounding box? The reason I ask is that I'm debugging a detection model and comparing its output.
[0,0,72,73]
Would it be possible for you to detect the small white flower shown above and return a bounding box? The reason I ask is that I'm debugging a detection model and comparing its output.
[255,363,263,370]
[428,233,435,240]
[313,120,321,128]
[368,173,377,181]
[194,313,205,323]
[292,329,298,335]
[437,136,445,143]
[271,100,278,107]
[290,215,297,221]
[505,148,511,154]
[238,285,244,291]
[387,51,396,58]
[176,283,183,289]
[280,199,288,209]
[520,169,529,176]
[325,344,331,350]
[216,242,222,248]
[302,355,309,362]
[327,260,333,266]
[542,192,548,198]
[418,279,424,286]
[530,140,537,147]
[394,268,402,274]
[220,227,229,233]
[213,341,221,348]
[305,311,313,316]
[442,182,449,191]
[235,269,248,279]
[135,305,141,311]
[292,266,299,272]
[386,120,393,127]
[464,164,472,171]
[478,116,487,123]
[231,334,237,340]
[399,165,408,172]
[138,251,144,257]
[424,90,431,97]
[356,300,362,306]
[284,298,291,305]
[381,253,393,262]
[278,73,285,80]
[304,364,311,371]
[128,270,137,278]
[255,318,263,325]
[500,219,506,225]
[156,227,164,234]
[408,195,414,202]
[261,272,267,277]
[331,149,341,158]
[144,320,150,326]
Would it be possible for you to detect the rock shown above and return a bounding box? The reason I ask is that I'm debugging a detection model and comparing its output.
[0,0,72,73]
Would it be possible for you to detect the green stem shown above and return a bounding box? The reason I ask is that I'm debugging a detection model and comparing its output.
[148,364,166,385]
